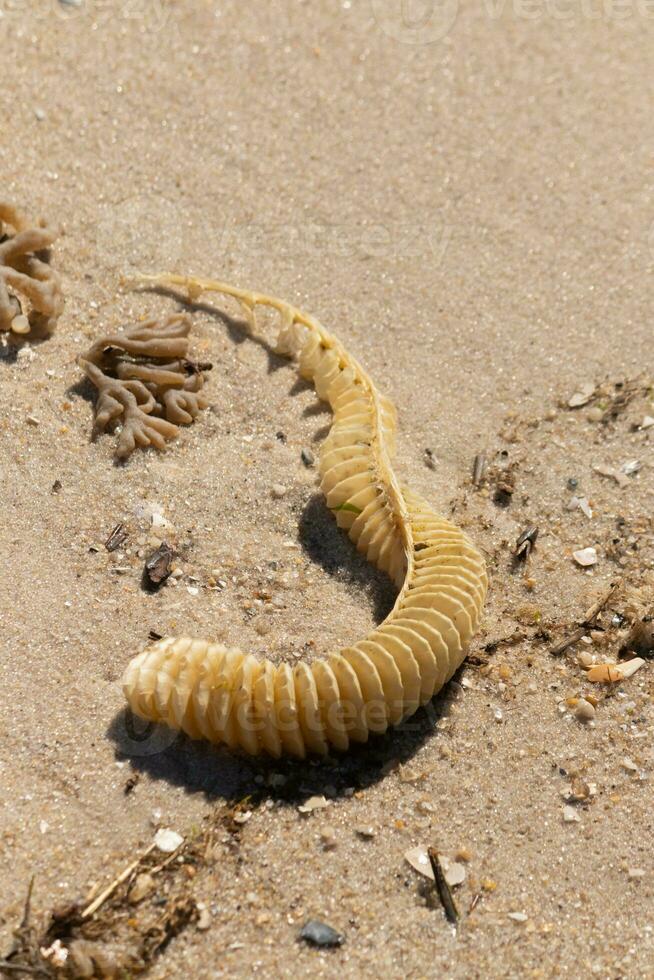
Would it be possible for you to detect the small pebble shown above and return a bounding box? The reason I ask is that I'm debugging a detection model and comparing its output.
[320,826,337,850]
[628,868,646,880]
[563,805,581,823]
[575,699,596,722]
[271,484,287,499]
[507,911,529,923]
[355,825,376,839]
[34,107,46,121]
[621,757,638,773]
[299,920,345,948]
[301,448,315,467]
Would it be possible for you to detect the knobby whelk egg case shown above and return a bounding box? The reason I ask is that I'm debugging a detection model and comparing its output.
[122,272,488,758]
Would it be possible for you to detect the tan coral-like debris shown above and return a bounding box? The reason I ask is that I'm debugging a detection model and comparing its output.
[122,273,488,757]
[78,313,211,459]
[0,201,63,335]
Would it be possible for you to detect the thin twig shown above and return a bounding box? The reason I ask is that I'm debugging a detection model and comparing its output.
[550,580,622,656]
[81,844,155,919]
[427,847,459,925]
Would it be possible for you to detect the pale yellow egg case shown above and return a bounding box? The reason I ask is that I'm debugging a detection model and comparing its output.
[122,274,488,758]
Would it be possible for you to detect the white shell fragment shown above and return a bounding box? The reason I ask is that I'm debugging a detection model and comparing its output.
[586,658,645,683]
[621,459,641,477]
[568,383,595,408]
[573,547,598,567]
[298,795,330,814]
[563,805,581,823]
[153,828,184,853]
[507,912,529,923]
[593,464,629,488]
[403,847,467,886]
[567,496,593,519]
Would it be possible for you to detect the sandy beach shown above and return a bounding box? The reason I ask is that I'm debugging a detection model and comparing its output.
[1,1,653,976]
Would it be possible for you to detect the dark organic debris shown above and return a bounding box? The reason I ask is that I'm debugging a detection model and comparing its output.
[148,629,163,642]
[301,447,315,467]
[124,774,140,796]
[299,920,345,949]
[619,619,654,660]
[424,447,436,470]
[550,580,622,656]
[104,522,128,553]
[140,897,198,961]
[427,847,459,925]
[143,542,174,589]
[50,479,62,494]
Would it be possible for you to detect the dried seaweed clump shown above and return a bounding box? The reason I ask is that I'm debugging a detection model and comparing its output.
[0,201,64,335]
[79,313,211,459]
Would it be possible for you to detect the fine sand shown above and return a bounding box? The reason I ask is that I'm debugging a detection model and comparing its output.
[1,2,653,977]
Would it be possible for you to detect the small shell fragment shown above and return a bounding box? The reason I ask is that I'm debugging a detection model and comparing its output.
[593,465,629,488]
[563,805,581,823]
[568,383,595,408]
[404,847,466,886]
[154,828,184,853]
[507,911,529,923]
[567,496,593,519]
[586,658,645,684]
[575,698,596,722]
[573,547,597,567]
[298,795,330,814]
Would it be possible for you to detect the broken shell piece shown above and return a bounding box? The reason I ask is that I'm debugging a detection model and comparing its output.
[567,496,593,519]
[575,699,596,722]
[568,383,595,408]
[593,465,629,488]
[507,911,529,923]
[153,828,183,853]
[573,547,598,567]
[404,847,467,887]
[562,805,581,823]
[586,658,645,683]
[298,795,330,814]
[640,416,654,430]
[621,459,641,477]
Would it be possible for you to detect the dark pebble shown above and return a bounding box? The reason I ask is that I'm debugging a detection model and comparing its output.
[567,477,578,490]
[299,920,345,948]
[301,448,315,467]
